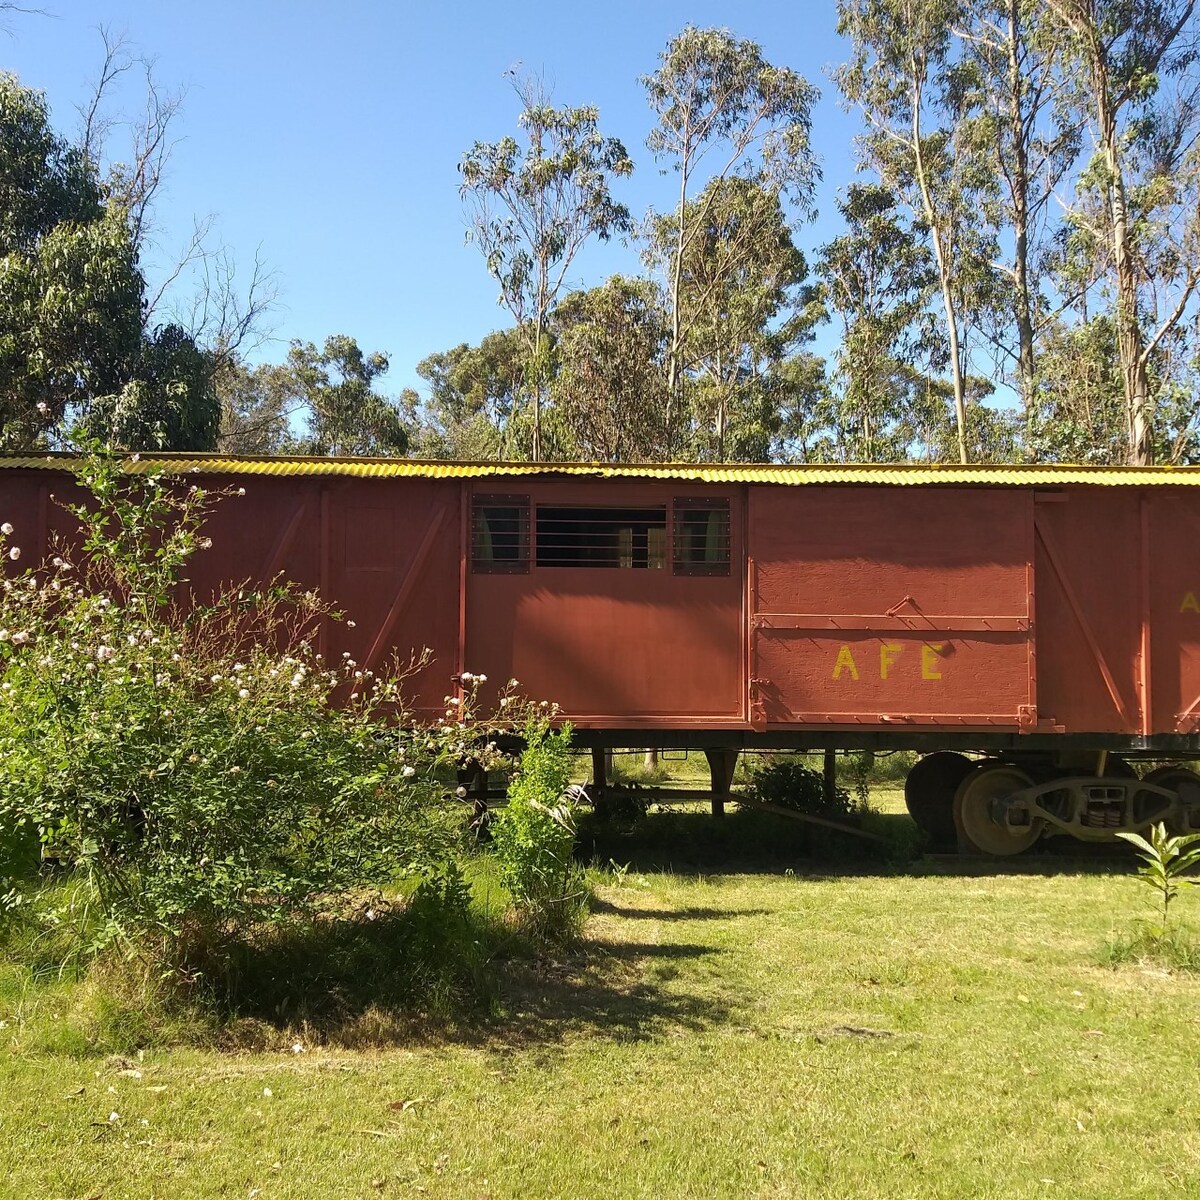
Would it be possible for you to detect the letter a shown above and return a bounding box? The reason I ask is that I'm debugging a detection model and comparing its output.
[832,645,859,681]
[1182,593,1200,614]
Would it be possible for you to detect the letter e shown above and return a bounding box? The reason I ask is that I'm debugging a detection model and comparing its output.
[922,643,944,680]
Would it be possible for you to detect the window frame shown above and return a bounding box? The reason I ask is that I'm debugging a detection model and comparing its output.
[470,493,530,574]
[672,496,732,577]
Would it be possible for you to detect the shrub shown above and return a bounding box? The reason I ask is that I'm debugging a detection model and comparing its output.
[490,718,588,944]
[744,758,857,820]
[0,450,513,974]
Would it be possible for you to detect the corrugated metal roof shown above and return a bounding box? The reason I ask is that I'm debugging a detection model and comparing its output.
[1,453,1199,486]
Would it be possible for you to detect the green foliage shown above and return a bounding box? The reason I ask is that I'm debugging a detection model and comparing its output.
[552,276,670,462]
[460,72,633,460]
[285,334,408,457]
[0,449,500,970]
[490,719,588,943]
[745,758,856,820]
[1116,822,1200,940]
[0,71,223,453]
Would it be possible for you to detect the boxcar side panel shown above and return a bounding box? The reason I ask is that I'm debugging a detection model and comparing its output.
[465,480,744,727]
[1148,490,1200,737]
[1032,489,1141,735]
[748,486,1035,730]
[0,472,463,719]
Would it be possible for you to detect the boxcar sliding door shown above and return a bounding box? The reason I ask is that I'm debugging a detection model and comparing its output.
[746,486,1036,734]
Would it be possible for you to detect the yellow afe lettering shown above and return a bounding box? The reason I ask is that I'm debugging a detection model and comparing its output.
[831,642,946,681]
[1182,592,1200,614]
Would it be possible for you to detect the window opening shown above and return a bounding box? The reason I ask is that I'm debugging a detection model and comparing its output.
[673,498,731,575]
[471,494,529,573]
[536,505,667,569]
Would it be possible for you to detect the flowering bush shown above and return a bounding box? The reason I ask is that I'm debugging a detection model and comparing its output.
[0,452,513,968]
[489,716,588,944]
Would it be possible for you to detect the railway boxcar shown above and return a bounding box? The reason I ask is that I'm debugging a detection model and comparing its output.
[3,454,1200,855]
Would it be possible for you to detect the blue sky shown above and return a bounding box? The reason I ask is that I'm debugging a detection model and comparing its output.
[6,1,861,394]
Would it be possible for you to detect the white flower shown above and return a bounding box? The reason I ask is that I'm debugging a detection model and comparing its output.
[346,620,356,628]
[238,688,249,699]
[198,537,212,550]
[7,546,19,561]
[291,1042,306,1054]
[477,673,488,683]
[402,765,416,778]
[0,630,7,642]
[229,766,241,775]
[508,678,520,688]
[455,786,468,798]
[236,487,246,496]
[210,674,222,684]
[10,631,29,646]
[35,402,48,417]
[0,523,11,536]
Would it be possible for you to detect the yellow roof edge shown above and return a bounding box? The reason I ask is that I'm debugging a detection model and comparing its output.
[0,454,1198,486]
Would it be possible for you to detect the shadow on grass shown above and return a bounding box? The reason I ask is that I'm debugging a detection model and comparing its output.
[149,905,737,1053]
[579,807,1147,881]
[484,940,732,1048]
[589,899,771,920]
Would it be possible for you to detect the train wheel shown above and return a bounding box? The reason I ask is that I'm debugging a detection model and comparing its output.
[904,752,976,846]
[954,763,1041,856]
[1144,766,1200,833]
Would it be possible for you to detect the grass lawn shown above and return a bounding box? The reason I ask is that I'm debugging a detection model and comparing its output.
[3,804,1199,1200]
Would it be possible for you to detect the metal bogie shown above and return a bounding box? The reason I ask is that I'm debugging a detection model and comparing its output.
[950,759,1200,854]
[999,775,1179,842]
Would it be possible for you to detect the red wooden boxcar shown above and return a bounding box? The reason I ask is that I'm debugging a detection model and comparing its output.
[4,453,1200,854]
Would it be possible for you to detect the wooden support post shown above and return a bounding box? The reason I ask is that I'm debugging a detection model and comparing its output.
[591,745,609,819]
[823,748,837,809]
[705,748,739,818]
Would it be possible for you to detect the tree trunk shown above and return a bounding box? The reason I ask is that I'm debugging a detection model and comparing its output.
[1006,0,1038,428]
[1091,42,1153,464]
[909,62,969,464]
[666,148,691,460]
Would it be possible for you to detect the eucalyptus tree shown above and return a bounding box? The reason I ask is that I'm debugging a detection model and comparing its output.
[0,72,146,447]
[816,183,940,460]
[459,74,633,461]
[642,26,819,456]
[1045,0,1199,464]
[836,0,1000,464]
[551,276,671,462]
[410,329,527,460]
[646,176,817,459]
[285,336,408,458]
[956,0,1081,421]
[215,356,292,456]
